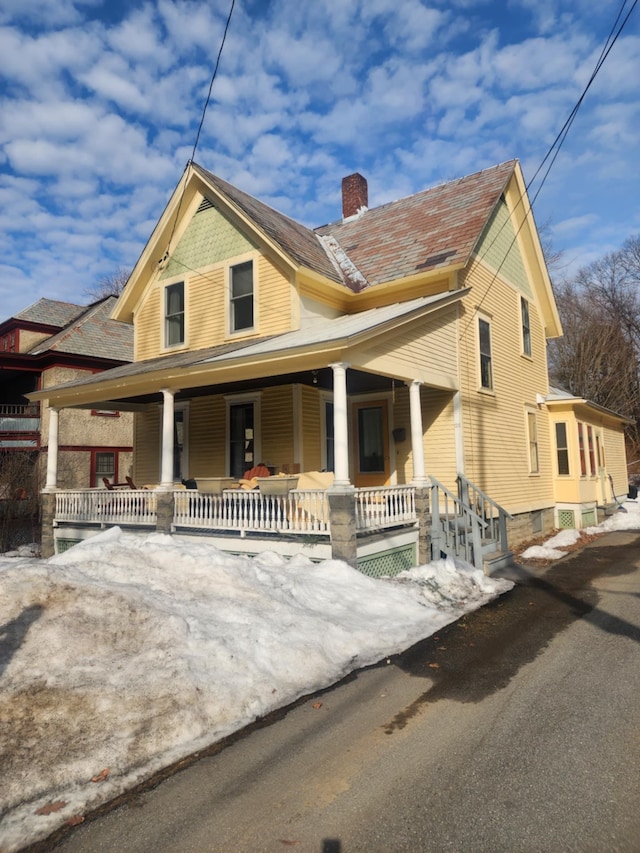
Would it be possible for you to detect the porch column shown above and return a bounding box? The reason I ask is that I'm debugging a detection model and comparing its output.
[159,388,177,490]
[43,406,59,492]
[330,362,352,489]
[409,380,428,486]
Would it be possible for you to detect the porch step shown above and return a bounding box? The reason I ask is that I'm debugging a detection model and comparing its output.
[483,549,515,576]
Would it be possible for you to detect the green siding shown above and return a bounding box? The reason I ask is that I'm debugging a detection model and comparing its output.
[161,204,257,280]
[476,198,531,298]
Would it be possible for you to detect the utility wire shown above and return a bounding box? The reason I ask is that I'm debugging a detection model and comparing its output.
[163,0,236,261]
[461,0,638,336]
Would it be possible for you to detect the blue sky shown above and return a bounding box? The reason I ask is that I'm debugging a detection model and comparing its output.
[1,0,639,318]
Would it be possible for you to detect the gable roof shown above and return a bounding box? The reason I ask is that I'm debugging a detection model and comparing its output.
[546,385,633,425]
[11,297,86,329]
[316,160,517,287]
[193,164,342,285]
[27,298,133,362]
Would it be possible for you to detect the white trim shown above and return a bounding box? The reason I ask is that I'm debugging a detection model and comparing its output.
[161,277,187,352]
[227,253,258,338]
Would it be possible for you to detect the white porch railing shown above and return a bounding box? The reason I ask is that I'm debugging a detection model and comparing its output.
[355,485,417,531]
[55,489,158,526]
[173,488,331,535]
[53,485,417,537]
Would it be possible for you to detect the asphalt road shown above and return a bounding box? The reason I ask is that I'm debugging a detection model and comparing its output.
[42,530,640,853]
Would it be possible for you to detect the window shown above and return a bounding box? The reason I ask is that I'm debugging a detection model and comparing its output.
[478,318,493,390]
[555,422,570,475]
[165,282,185,346]
[521,297,531,356]
[230,261,254,332]
[527,410,539,473]
[93,451,116,487]
[578,423,587,476]
[587,425,596,475]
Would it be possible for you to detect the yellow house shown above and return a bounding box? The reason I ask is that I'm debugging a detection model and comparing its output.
[30,160,630,569]
[545,386,631,528]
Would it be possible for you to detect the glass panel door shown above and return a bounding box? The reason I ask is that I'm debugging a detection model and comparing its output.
[229,403,254,479]
[352,400,390,486]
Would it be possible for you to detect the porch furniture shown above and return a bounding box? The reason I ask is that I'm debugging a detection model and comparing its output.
[256,475,299,495]
[103,477,137,490]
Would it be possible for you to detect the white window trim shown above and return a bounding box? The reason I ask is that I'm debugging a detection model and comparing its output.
[477,313,494,393]
[162,277,188,351]
[525,407,539,475]
[227,253,259,338]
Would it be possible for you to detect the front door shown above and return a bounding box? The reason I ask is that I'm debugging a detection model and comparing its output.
[352,400,390,487]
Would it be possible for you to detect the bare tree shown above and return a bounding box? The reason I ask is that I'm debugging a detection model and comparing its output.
[83,267,130,301]
[548,234,640,461]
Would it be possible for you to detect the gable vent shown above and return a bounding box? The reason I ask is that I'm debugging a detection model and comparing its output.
[196,197,215,214]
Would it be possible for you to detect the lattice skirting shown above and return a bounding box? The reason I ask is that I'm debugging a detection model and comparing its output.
[357,543,417,579]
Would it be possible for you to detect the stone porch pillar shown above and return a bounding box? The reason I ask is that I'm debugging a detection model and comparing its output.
[409,380,428,486]
[330,362,352,489]
[328,490,357,569]
[40,492,56,558]
[159,389,177,490]
[414,485,432,566]
[43,406,60,492]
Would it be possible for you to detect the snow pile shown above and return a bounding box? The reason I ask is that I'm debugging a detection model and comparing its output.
[520,496,640,561]
[0,528,512,851]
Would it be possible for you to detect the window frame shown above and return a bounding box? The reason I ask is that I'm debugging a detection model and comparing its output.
[555,421,570,476]
[164,280,186,349]
[91,450,117,487]
[229,260,255,334]
[578,422,587,477]
[521,296,532,357]
[526,408,539,474]
[478,315,493,391]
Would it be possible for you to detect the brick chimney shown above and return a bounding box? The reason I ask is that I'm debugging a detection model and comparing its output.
[342,173,368,220]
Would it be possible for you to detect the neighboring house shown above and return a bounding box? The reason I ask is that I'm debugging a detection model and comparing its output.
[29,160,630,569]
[0,297,134,495]
[545,386,631,529]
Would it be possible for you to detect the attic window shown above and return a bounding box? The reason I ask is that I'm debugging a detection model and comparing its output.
[196,197,214,214]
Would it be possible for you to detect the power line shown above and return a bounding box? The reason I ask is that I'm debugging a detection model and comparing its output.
[460,0,638,337]
[163,0,236,261]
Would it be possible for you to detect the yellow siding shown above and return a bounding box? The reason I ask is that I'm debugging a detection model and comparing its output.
[134,254,293,362]
[390,386,457,487]
[188,396,226,477]
[604,427,628,496]
[134,407,160,485]
[300,385,323,471]
[458,261,553,513]
[135,287,161,361]
[352,305,458,386]
[261,386,295,471]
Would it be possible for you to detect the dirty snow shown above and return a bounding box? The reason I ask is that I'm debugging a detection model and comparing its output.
[0,529,512,851]
[519,497,640,561]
